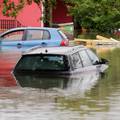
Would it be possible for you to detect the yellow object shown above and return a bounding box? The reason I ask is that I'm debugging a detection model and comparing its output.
[96,35,110,41]
[74,35,119,47]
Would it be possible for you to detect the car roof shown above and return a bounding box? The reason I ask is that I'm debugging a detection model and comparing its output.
[7,27,58,31]
[0,27,58,36]
[23,45,86,55]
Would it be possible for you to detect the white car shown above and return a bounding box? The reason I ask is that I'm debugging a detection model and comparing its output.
[13,45,108,75]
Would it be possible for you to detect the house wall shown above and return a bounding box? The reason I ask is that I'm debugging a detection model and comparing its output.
[0,1,42,27]
[17,3,42,27]
[52,0,72,24]
[0,0,72,29]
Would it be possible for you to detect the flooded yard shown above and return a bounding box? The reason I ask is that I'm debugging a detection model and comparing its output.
[0,45,120,120]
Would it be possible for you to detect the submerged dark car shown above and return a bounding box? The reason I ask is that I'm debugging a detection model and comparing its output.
[13,45,108,75]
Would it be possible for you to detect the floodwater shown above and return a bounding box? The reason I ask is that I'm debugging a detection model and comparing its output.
[0,46,120,120]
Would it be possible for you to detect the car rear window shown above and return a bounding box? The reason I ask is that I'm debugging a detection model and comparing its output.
[58,30,68,40]
[14,54,69,72]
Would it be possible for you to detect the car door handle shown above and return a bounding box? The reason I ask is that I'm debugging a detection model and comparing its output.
[41,42,47,46]
[17,43,22,48]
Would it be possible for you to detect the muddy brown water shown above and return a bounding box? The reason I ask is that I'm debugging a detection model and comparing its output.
[0,46,120,120]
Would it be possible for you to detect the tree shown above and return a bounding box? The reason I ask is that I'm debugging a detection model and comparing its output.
[64,0,120,37]
[2,0,120,37]
[2,0,56,27]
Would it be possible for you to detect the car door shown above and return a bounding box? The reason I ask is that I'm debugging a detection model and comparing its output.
[78,50,99,71]
[70,50,98,74]
[85,49,108,72]
[0,29,25,51]
[70,52,83,73]
[22,29,57,48]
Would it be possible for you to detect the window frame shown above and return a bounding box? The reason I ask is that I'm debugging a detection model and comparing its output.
[57,30,68,40]
[0,29,25,41]
[85,49,99,65]
[14,54,70,72]
[26,29,51,41]
[78,50,93,67]
[70,52,83,70]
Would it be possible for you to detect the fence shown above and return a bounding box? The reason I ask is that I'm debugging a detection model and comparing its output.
[0,19,24,33]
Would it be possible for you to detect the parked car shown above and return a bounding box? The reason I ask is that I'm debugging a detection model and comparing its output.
[13,45,108,75]
[0,27,68,51]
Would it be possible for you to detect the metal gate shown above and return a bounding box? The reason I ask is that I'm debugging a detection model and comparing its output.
[0,19,24,33]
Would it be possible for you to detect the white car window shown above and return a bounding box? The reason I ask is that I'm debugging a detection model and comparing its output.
[1,30,24,41]
[71,52,82,69]
[79,50,92,67]
[86,49,99,64]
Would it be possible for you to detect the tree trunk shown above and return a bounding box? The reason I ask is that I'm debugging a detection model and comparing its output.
[73,18,82,38]
[44,0,52,27]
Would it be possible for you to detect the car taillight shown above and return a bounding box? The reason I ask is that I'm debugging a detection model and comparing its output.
[60,40,69,46]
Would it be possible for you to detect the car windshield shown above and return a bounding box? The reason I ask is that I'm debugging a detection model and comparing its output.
[14,54,69,72]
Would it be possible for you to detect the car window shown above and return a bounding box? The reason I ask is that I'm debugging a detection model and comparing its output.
[58,30,68,39]
[79,50,92,67]
[71,52,82,69]
[14,54,69,71]
[26,30,50,40]
[1,30,24,41]
[86,49,99,64]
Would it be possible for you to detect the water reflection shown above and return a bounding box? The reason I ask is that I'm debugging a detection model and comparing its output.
[0,51,21,87]
[0,46,120,120]
[13,71,101,96]
[55,47,120,116]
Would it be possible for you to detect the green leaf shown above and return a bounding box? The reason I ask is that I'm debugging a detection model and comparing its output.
[2,6,7,14]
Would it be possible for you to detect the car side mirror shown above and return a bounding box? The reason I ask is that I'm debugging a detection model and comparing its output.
[93,58,108,65]
[100,58,109,64]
